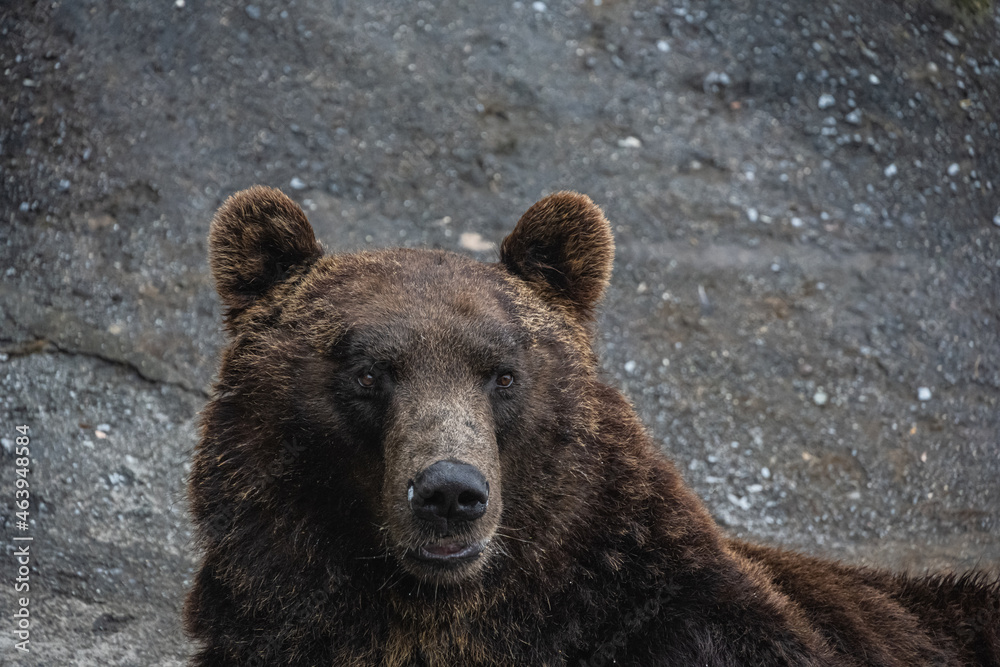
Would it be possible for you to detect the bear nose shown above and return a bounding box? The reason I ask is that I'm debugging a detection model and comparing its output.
[409,460,489,530]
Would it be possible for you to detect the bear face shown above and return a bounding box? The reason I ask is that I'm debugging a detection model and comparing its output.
[198,186,615,589]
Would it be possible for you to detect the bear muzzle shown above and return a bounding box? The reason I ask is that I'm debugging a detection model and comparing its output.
[400,459,493,572]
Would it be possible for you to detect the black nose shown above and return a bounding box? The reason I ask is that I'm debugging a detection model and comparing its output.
[409,460,489,531]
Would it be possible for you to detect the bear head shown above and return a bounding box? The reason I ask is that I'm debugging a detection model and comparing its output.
[196,186,614,589]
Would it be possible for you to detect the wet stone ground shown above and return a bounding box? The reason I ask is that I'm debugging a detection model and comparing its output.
[1,0,999,664]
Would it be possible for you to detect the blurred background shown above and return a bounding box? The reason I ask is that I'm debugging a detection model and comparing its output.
[1,0,998,664]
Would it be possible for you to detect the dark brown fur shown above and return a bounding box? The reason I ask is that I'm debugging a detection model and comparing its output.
[186,187,1000,666]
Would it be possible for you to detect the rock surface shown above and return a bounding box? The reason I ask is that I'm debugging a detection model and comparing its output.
[1,1,998,664]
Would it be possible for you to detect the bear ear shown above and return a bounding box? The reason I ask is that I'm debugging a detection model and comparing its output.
[500,192,614,320]
[209,186,323,315]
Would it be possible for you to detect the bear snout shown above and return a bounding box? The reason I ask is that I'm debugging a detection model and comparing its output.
[408,459,489,534]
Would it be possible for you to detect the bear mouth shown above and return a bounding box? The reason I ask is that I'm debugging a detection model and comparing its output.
[406,540,485,566]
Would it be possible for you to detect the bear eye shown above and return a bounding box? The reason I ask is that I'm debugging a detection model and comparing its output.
[357,371,377,388]
[495,372,515,388]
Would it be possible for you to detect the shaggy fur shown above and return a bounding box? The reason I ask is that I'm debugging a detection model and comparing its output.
[186,187,1000,666]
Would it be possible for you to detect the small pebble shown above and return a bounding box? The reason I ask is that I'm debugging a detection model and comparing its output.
[760,466,771,480]
[245,4,261,19]
[845,109,862,125]
[532,1,547,11]
[884,163,897,178]
[747,207,759,222]
[917,387,932,401]
[868,74,880,85]
[746,484,764,494]
[289,177,307,190]
[656,40,670,53]
[943,30,960,47]
[697,284,711,311]
[624,360,637,374]
[727,493,751,510]
[813,390,829,406]
[459,232,494,252]
[993,213,1000,227]
[617,136,642,148]
[947,163,959,177]
[791,217,803,228]
[818,93,835,109]
[704,71,732,88]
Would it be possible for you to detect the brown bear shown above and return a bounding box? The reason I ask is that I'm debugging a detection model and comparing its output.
[185,186,999,666]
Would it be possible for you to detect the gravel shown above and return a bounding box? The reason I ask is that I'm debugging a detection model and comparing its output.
[2,0,998,663]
